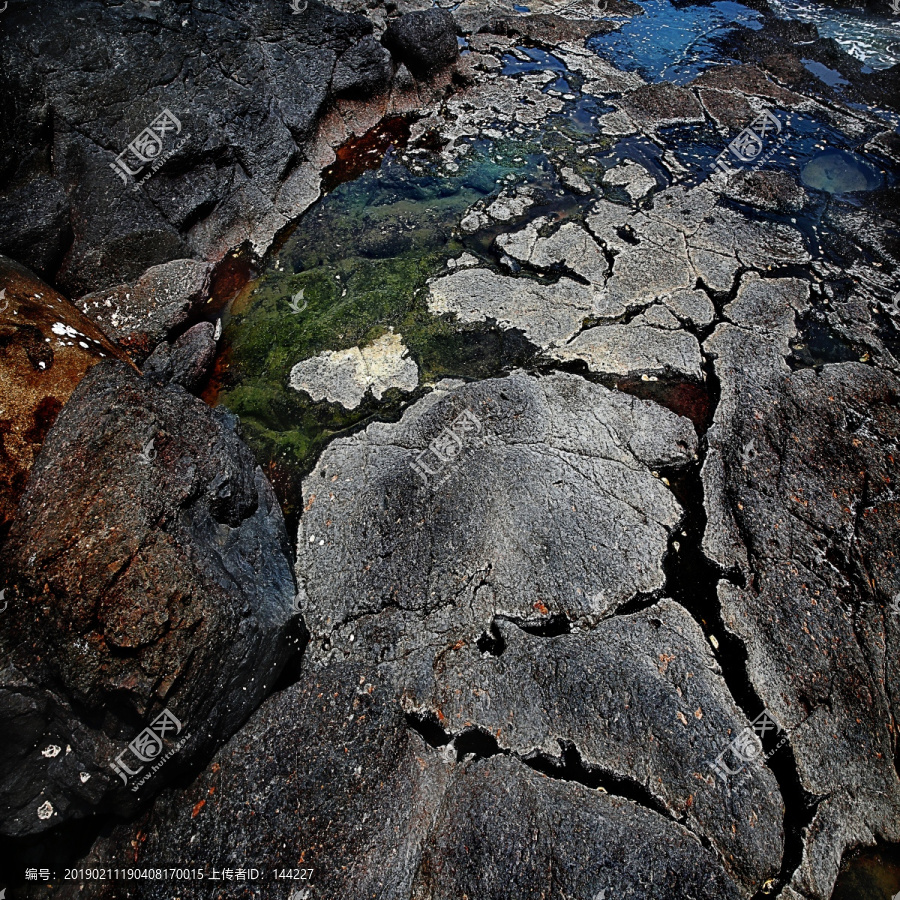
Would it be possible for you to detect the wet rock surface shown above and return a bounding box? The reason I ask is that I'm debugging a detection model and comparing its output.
[0,361,297,836]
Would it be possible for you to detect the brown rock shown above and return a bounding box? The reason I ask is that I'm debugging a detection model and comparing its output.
[620,83,705,128]
[0,255,132,542]
[698,87,754,131]
[692,65,805,108]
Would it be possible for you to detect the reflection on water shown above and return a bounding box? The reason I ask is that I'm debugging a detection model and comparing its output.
[801,148,882,193]
[589,0,900,82]
[589,0,763,83]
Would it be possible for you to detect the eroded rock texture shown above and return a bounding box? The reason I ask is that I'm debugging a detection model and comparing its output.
[0,255,131,541]
[703,276,900,899]
[0,361,297,836]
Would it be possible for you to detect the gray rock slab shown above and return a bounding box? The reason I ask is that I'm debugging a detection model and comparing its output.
[552,324,704,379]
[428,267,617,348]
[72,647,749,900]
[295,372,697,639]
[496,220,609,285]
[288,330,419,409]
[701,274,900,899]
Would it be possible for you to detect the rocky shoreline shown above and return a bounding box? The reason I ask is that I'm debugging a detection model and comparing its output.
[1,0,899,898]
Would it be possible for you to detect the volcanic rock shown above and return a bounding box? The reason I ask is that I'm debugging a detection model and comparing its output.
[0,255,131,542]
[701,273,900,898]
[75,259,213,362]
[0,361,297,836]
[143,322,218,393]
[382,9,459,77]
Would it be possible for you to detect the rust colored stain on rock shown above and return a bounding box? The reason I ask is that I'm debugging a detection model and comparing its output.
[321,116,412,193]
[616,377,713,434]
[0,254,133,538]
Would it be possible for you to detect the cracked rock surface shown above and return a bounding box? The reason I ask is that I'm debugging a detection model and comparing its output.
[72,372,797,897]
[0,0,457,299]
[702,275,900,899]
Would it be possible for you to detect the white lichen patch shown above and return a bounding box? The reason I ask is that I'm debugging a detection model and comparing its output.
[289,330,419,410]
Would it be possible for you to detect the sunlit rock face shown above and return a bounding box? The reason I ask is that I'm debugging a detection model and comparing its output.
[289,329,419,409]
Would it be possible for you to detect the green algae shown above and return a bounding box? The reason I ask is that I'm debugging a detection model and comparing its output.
[212,92,618,529]
[213,143,549,526]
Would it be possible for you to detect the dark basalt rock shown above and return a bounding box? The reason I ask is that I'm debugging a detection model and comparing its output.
[75,259,213,363]
[72,372,786,897]
[143,321,218,393]
[0,0,398,296]
[73,659,747,900]
[0,361,298,836]
[382,9,459,77]
[0,177,72,281]
[620,82,706,127]
[331,34,394,98]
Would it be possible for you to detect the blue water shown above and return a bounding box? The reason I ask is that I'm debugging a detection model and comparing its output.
[589,0,764,84]
[802,58,850,88]
[769,0,900,70]
[589,0,900,84]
